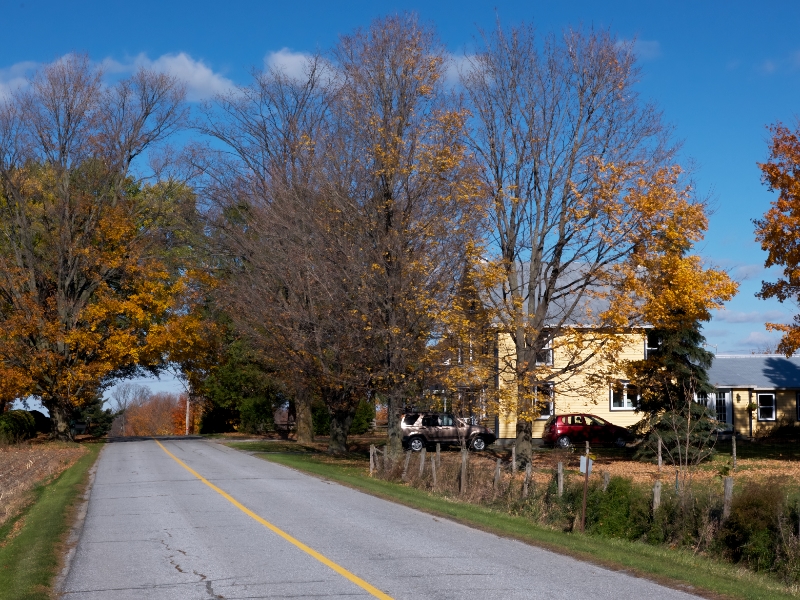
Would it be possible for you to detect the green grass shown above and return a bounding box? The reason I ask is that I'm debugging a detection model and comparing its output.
[252,451,798,600]
[0,443,102,600]
[225,440,320,453]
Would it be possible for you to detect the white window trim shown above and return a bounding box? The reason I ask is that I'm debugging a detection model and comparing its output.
[610,380,637,411]
[757,393,776,422]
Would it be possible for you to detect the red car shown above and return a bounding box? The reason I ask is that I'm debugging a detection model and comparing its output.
[542,413,630,449]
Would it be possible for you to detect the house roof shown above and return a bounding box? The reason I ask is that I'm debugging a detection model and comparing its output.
[708,355,800,389]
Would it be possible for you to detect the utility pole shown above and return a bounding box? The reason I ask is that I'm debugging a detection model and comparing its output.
[185,395,191,436]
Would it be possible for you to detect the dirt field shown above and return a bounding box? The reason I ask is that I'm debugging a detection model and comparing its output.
[0,441,88,529]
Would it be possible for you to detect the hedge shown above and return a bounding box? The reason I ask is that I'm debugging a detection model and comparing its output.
[0,410,36,442]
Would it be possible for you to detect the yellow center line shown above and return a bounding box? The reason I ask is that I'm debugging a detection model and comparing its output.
[155,440,393,600]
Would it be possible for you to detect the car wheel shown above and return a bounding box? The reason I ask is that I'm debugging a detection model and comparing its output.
[409,437,425,452]
[614,437,627,448]
[470,437,486,451]
[556,435,571,449]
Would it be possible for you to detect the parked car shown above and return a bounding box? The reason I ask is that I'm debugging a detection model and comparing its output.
[401,412,497,452]
[542,413,631,449]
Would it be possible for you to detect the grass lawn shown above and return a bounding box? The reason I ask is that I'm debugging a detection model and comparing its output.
[225,442,799,600]
[0,443,102,600]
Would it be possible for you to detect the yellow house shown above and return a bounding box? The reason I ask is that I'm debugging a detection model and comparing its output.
[494,329,651,443]
[706,354,800,438]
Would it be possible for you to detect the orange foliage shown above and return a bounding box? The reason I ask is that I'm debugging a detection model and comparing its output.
[754,121,800,354]
[122,393,186,436]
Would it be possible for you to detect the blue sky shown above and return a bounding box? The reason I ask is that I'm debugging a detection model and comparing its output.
[3,0,799,367]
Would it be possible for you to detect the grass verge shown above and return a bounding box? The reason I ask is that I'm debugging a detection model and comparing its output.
[0,443,101,600]
[252,450,797,600]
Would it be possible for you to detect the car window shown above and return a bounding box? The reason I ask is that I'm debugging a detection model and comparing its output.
[403,415,420,426]
[588,416,606,426]
[421,415,439,427]
[573,415,584,425]
[440,415,454,426]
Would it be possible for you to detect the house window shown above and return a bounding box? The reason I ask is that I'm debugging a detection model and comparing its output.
[645,331,660,359]
[757,393,776,421]
[535,340,553,366]
[715,393,728,423]
[610,381,637,410]
[534,384,554,419]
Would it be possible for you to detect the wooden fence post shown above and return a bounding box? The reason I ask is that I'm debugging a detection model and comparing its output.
[460,449,468,495]
[653,480,662,511]
[431,455,437,489]
[557,462,564,497]
[436,443,441,469]
[419,448,427,478]
[493,458,501,493]
[723,476,734,519]
[732,435,737,472]
[603,471,610,492]
[369,444,375,477]
[522,462,532,499]
[402,450,411,481]
[657,437,663,472]
[512,445,517,475]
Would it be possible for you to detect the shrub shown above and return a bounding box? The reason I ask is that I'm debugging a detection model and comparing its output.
[0,410,36,442]
[350,400,375,435]
[719,479,785,571]
[239,396,276,434]
[311,399,330,436]
[585,477,652,540]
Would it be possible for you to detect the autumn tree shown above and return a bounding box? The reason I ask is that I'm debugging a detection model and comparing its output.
[620,169,737,482]
[0,56,201,438]
[754,120,800,354]
[333,14,485,457]
[460,24,725,463]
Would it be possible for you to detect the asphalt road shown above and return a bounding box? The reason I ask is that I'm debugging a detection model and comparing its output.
[61,439,701,599]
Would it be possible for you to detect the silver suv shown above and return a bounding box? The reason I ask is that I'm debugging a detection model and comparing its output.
[401,412,496,452]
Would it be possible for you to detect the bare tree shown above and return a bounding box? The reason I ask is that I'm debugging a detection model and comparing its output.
[461,25,677,463]
[199,56,372,451]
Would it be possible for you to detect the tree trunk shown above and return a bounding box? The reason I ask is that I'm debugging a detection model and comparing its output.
[385,389,404,460]
[328,407,355,455]
[294,388,314,444]
[48,402,73,441]
[515,419,532,467]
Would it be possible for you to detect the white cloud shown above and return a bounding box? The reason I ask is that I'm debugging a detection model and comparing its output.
[732,264,765,281]
[713,309,788,324]
[264,48,313,80]
[632,40,661,61]
[0,60,37,99]
[760,59,777,74]
[618,39,661,62]
[102,52,235,101]
[443,53,474,87]
[739,331,782,347]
